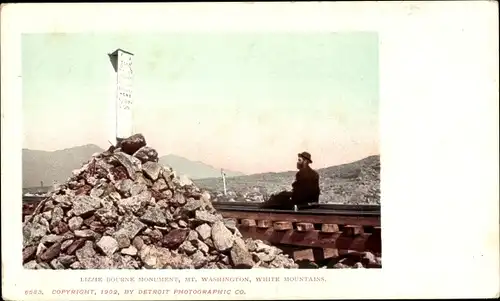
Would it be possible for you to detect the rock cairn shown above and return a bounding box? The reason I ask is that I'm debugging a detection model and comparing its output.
[22,134,297,270]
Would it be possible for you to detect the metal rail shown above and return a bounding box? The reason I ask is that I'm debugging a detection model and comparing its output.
[213,201,380,212]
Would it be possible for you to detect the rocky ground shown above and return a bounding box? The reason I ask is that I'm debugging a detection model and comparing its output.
[22,134,380,269]
[22,134,298,270]
[194,156,380,205]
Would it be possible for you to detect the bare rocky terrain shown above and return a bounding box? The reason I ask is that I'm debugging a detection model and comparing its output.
[22,134,299,270]
[22,135,380,269]
[194,155,380,205]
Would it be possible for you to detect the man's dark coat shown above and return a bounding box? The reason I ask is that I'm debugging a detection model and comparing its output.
[260,165,320,210]
[291,165,320,205]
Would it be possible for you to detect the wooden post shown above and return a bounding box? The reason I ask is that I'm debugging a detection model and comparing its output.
[221,169,227,196]
[108,49,134,146]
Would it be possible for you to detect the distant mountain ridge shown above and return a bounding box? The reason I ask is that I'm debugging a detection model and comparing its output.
[194,155,381,204]
[22,145,245,188]
[159,154,244,180]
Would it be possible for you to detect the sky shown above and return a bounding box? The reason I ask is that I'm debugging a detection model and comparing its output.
[22,32,379,174]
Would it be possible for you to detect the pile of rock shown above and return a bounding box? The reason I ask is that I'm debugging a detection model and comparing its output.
[325,251,382,269]
[22,134,297,270]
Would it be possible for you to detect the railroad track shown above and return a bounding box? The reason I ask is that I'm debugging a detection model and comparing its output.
[213,201,381,264]
[22,196,382,266]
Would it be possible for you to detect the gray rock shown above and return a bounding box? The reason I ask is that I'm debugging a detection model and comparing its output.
[58,255,76,267]
[178,175,194,187]
[138,245,172,269]
[186,230,199,242]
[137,190,153,204]
[40,234,63,245]
[195,211,219,224]
[113,216,146,240]
[37,216,50,229]
[362,252,377,265]
[230,237,254,268]
[118,195,142,213]
[121,245,138,256]
[132,236,145,251]
[72,195,101,216]
[140,207,167,225]
[23,245,37,263]
[178,220,188,228]
[131,184,147,197]
[253,252,276,262]
[115,233,131,249]
[68,216,84,231]
[194,239,209,255]
[120,133,147,155]
[114,152,139,180]
[23,260,38,269]
[223,218,237,232]
[74,229,96,238]
[133,175,150,189]
[52,194,72,207]
[23,221,49,247]
[211,221,234,252]
[95,208,119,226]
[162,229,189,249]
[149,229,163,242]
[173,193,186,206]
[354,262,365,269]
[201,191,211,201]
[133,146,159,163]
[75,241,100,269]
[155,199,168,210]
[184,198,204,212]
[142,161,162,181]
[269,254,298,269]
[42,211,52,221]
[152,178,168,192]
[39,242,62,262]
[97,236,119,256]
[115,179,133,195]
[90,186,105,198]
[103,253,140,269]
[61,239,74,251]
[70,261,82,269]
[50,259,65,269]
[140,245,193,269]
[65,238,86,255]
[169,221,180,229]
[36,243,47,256]
[179,240,197,255]
[195,224,212,241]
[191,250,208,269]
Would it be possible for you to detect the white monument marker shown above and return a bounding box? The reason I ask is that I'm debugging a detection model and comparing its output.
[108,49,134,145]
[221,169,227,196]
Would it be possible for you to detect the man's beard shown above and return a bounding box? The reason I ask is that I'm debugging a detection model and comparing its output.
[296,163,302,169]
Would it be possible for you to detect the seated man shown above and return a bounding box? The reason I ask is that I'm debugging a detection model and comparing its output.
[261,152,320,210]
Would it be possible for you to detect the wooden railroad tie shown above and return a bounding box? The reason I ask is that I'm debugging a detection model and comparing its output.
[274,221,293,231]
[241,219,256,227]
[321,223,339,233]
[296,222,314,232]
[257,220,272,228]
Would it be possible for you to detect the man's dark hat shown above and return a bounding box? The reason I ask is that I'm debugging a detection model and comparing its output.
[298,151,313,163]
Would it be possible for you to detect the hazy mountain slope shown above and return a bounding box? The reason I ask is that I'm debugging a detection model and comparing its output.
[23,146,245,188]
[159,154,245,180]
[194,155,381,204]
[22,144,105,188]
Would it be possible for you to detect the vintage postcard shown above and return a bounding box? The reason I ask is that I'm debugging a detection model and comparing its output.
[2,2,499,300]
